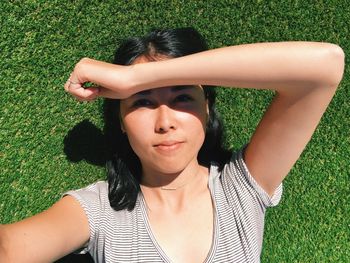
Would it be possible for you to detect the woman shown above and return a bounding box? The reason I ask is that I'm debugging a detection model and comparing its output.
[0,28,344,262]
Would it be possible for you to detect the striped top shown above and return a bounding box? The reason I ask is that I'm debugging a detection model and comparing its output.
[65,148,283,262]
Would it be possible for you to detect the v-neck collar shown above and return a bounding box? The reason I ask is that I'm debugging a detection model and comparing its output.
[138,165,219,263]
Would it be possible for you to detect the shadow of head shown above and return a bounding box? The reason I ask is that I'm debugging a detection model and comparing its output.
[63,119,106,167]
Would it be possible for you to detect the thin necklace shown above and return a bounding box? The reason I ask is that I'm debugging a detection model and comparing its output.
[160,182,190,190]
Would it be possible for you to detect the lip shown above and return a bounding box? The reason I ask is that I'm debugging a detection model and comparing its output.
[153,141,183,152]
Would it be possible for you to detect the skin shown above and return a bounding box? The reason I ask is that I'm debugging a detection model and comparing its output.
[0,42,345,262]
[121,85,207,181]
[120,57,213,261]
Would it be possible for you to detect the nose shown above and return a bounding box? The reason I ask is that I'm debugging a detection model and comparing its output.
[155,105,176,133]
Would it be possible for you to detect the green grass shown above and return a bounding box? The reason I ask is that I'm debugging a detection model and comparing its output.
[1,0,349,262]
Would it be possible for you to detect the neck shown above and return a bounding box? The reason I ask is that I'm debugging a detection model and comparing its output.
[140,163,209,210]
[141,157,202,187]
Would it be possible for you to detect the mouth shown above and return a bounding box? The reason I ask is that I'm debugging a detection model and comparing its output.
[153,141,183,151]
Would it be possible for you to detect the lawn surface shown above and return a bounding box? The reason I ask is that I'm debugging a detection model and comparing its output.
[1,1,349,262]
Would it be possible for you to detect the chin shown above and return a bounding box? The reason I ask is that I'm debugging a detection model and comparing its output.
[144,156,198,175]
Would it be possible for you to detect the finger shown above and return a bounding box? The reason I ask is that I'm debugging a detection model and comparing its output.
[71,86,100,101]
[64,80,71,92]
[68,73,80,85]
[84,87,100,101]
[65,72,81,91]
[68,85,98,98]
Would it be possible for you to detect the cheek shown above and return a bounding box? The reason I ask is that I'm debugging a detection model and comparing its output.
[189,105,208,132]
[122,113,152,152]
[177,111,207,147]
[126,131,147,158]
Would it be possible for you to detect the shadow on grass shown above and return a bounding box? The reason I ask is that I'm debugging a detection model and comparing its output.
[64,119,106,167]
[61,119,105,262]
[55,253,94,263]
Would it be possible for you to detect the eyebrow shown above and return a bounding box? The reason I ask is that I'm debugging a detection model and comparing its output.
[134,85,195,96]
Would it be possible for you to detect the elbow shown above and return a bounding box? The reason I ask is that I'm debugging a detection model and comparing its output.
[322,43,345,88]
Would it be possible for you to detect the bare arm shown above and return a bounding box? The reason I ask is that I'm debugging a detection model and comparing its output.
[66,42,345,195]
[144,42,344,195]
[133,42,344,91]
[0,196,89,263]
[66,42,344,98]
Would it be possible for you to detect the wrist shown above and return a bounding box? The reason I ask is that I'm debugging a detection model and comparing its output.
[73,57,94,83]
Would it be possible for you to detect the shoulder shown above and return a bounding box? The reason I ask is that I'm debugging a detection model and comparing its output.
[63,181,142,256]
[65,181,109,207]
[210,145,283,208]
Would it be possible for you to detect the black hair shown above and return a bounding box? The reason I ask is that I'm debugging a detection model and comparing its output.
[104,28,231,211]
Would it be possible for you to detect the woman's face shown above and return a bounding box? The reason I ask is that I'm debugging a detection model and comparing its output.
[120,82,208,175]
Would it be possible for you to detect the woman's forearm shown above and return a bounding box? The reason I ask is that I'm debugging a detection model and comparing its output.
[66,42,344,100]
[132,42,345,94]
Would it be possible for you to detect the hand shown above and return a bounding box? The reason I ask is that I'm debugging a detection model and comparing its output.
[64,58,135,101]
[64,77,100,102]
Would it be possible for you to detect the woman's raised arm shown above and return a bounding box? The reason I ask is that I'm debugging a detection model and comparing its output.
[66,42,345,195]
[143,42,345,195]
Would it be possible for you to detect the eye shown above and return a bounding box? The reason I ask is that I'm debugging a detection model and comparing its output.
[173,94,194,103]
[132,99,153,108]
